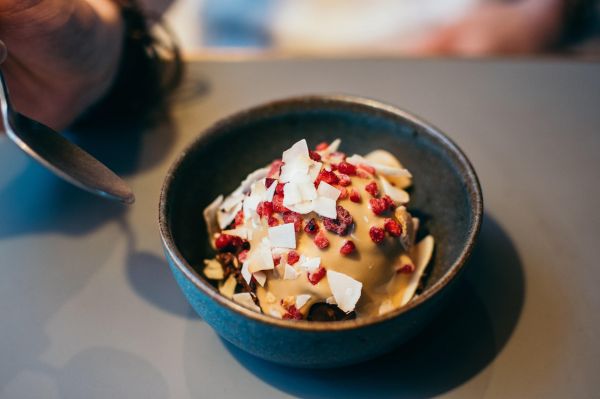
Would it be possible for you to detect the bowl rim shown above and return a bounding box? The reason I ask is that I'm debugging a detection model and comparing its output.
[159,94,483,332]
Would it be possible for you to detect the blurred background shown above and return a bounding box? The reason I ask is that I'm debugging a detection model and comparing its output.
[144,0,600,58]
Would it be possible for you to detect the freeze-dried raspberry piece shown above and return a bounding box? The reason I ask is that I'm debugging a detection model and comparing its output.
[283,211,303,232]
[369,196,395,216]
[275,182,285,194]
[349,189,361,203]
[396,264,415,274]
[307,266,327,285]
[337,161,357,175]
[384,218,403,237]
[238,249,249,263]
[256,201,274,218]
[215,234,244,252]
[315,142,329,151]
[267,159,283,179]
[234,210,244,227]
[265,178,276,188]
[268,215,280,226]
[337,173,352,187]
[304,218,320,235]
[315,169,339,186]
[337,187,348,200]
[309,150,321,161]
[272,193,287,213]
[322,205,354,236]
[287,250,300,265]
[283,305,304,320]
[365,181,379,197]
[369,226,385,244]
[314,231,330,249]
[340,240,356,255]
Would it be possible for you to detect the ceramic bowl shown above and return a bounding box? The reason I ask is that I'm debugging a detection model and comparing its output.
[159,95,482,368]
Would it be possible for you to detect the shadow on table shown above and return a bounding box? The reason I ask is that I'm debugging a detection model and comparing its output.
[222,214,525,398]
[0,111,177,240]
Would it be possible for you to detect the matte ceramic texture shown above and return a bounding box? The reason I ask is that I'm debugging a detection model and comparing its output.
[159,95,483,368]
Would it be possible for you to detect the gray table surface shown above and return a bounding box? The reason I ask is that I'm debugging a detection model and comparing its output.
[1,58,599,399]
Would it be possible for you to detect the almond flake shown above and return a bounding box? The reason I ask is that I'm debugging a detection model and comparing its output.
[327,270,363,313]
[268,223,296,249]
[317,181,341,200]
[313,196,337,218]
[399,235,435,306]
[232,293,261,313]
[381,177,410,204]
[203,259,224,280]
[295,294,311,309]
[283,264,299,280]
[218,275,237,299]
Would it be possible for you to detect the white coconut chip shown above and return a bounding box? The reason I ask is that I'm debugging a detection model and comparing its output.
[313,196,337,218]
[286,201,314,214]
[308,161,323,182]
[241,261,252,284]
[295,294,311,309]
[298,255,321,272]
[218,275,237,299]
[399,235,435,306]
[317,181,341,200]
[248,238,275,273]
[203,195,223,248]
[253,271,267,287]
[268,223,296,249]
[283,264,300,280]
[283,181,302,205]
[203,259,224,280]
[282,139,309,163]
[327,270,363,313]
[232,293,261,313]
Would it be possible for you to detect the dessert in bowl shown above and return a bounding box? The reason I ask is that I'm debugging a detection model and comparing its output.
[159,95,482,367]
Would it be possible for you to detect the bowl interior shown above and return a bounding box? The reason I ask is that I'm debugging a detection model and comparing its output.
[162,97,480,317]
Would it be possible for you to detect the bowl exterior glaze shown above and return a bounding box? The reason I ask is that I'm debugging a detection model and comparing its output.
[159,95,482,368]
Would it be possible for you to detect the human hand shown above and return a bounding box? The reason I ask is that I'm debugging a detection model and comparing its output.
[0,0,124,131]
[408,0,564,56]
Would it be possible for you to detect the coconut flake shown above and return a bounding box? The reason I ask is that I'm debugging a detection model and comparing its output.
[283,182,302,206]
[282,139,309,163]
[283,264,299,280]
[232,293,261,312]
[217,202,242,230]
[298,255,321,272]
[254,271,267,287]
[203,259,224,280]
[241,261,252,284]
[317,181,341,200]
[218,275,237,299]
[313,197,337,218]
[380,177,410,204]
[203,195,223,247]
[268,223,296,249]
[295,294,311,309]
[248,238,275,273]
[286,201,314,214]
[327,270,363,313]
[269,309,283,318]
[264,179,277,202]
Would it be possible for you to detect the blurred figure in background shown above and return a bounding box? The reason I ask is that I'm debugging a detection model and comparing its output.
[164,0,598,55]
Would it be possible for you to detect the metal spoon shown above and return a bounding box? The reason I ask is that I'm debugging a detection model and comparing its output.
[0,69,135,204]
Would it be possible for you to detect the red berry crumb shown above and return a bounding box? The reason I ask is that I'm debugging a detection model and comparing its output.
[265,178,276,188]
[283,211,303,232]
[267,159,283,179]
[256,201,274,218]
[369,226,386,244]
[369,195,395,216]
[340,240,356,255]
[234,210,244,227]
[215,234,243,252]
[273,256,281,266]
[337,187,348,200]
[275,182,285,194]
[272,193,287,213]
[309,150,321,161]
[396,264,415,274]
[304,218,320,235]
[268,215,280,226]
[314,231,330,249]
[349,189,361,203]
[315,169,340,186]
[365,181,380,197]
[287,250,300,265]
[384,218,403,237]
[307,266,327,285]
[359,164,376,174]
[282,304,304,320]
[315,142,329,151]
[337,173,352,186]
[322,205,354,236]
[337,161,357,175]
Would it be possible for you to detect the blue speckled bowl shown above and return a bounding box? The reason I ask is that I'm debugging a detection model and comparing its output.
[159,95,482,368]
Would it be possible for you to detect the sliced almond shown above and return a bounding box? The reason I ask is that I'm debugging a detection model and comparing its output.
[203,259,224,280]
[218,275,237,299]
